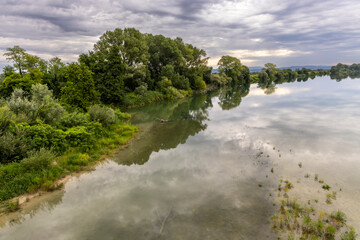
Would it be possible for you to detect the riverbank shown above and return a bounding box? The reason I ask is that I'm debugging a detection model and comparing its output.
[0,122,137,215]
[0,82,218,216]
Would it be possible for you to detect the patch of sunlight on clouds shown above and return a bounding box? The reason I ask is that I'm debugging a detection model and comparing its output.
[208,56,256,68]
[229,49,312,58]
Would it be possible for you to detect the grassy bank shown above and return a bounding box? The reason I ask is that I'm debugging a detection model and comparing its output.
[0,84,139,213]
[0,122,137,213]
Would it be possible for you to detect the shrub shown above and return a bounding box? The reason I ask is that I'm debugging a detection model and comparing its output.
[37,97,65,125]
[0,106,16,132]
[6,199,20,212]
[65,126,94,149]
[341,230,358,240]
[21,148,56,171]
[7,88,36,117]
[164,86,185,99]
[115,110,131,123]
[88,104,115,126]
[134,83,148,96]
[210,73,232,86]
[30,84,53,105]
[138,91,164,104]
[0,130,30,164]
[194,76,206,90]
[172,75,190,90]
[157,76,172,92]
[58,112,90,129]
[18,123,67,153]
[122,92,139,106]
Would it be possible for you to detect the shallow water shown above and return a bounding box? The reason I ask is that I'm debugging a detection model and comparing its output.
[1,76,360,240]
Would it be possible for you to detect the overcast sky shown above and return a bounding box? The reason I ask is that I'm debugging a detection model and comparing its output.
[0,0,360,68]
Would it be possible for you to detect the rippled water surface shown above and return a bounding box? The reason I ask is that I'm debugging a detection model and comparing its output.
[1,76,360,240]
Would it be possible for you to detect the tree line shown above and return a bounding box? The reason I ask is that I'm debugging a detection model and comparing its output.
[330,63,360,81]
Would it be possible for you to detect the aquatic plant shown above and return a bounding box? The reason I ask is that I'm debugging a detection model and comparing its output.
[271,178,357,239]
[6,199,20,212]
[304,173,310,178]
[341,229,358,240]
[326,194,333,204]
[322,184,331,191]
[315,174,319,181]
[298,162,303,168]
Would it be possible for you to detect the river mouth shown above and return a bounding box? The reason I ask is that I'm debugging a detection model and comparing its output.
[1,76,359,240]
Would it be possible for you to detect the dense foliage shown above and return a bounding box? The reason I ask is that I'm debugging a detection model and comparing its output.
[79,28,212,106]
[330,63,360,81]
[0,83,136,202]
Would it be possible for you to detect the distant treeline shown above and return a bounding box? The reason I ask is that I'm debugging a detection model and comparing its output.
[250,63,330,86]
[330,63,360,81]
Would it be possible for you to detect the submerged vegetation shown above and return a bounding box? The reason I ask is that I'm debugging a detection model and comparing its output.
[272,177,357,240]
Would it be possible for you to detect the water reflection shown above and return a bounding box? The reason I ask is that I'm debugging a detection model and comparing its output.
[1,76,360,240]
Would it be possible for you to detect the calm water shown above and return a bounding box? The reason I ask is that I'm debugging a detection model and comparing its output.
[1,76,360,240]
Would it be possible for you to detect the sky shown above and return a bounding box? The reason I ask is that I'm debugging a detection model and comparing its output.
[0,0,360,69]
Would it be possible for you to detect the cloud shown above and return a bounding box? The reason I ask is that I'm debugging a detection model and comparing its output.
[0,0,359,69]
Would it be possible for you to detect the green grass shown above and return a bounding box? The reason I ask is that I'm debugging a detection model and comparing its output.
[0,122,137,206]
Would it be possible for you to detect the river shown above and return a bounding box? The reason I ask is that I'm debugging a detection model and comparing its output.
[0,76,359,239]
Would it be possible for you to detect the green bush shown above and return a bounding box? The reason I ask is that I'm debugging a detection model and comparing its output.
[210,73,232,86]
[21,148,56,171]
[0,106,30,132]
[164,86,185,99]
[7,84,65,124]
[194,76,206,90]
[341,230,358,240]
[58,112,90,129]
[7,88,37,120]
[0,130,30,164]
[115,109,131,123]
[0,106,16,132]
[134,83,148,96]
[65,126,94,149]
[122,92,139,106]
[17,123,67,153]
[37,97,65,125]
[172,75,190,90]
[84,121,104,138]
[6,199,20,212]
[88,104,115,126]
[30,84,53,105]
[157,76,172,93]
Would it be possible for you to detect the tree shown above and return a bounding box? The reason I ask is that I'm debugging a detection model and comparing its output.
[3,46,27,76]
[218,56,249,84]
[263,63,278,81]
[80,28,149,104]
[61,63,99,110]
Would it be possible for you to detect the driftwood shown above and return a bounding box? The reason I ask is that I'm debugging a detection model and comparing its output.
[155,208,173,237]
[156,118,168,123]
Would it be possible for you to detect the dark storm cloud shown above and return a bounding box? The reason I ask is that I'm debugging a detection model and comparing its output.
[0,0,360,69]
